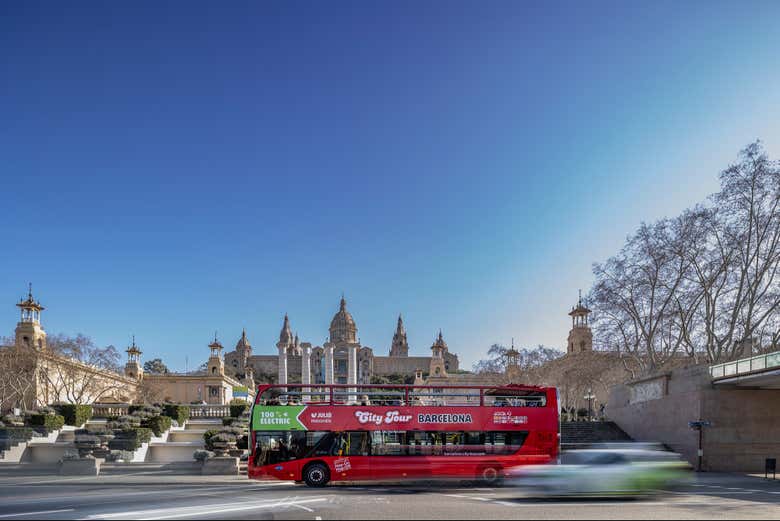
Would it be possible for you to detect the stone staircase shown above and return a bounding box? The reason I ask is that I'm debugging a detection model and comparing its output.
[146,418,222,463]
[560,421,633,449]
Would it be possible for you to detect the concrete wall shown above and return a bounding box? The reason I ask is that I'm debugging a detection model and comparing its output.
[608,364,780,472]
[700,386,780,472]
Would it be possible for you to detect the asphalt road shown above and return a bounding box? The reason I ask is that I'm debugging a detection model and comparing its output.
[0,472,779,520]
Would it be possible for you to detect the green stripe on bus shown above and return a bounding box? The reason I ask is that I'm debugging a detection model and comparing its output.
[252,405,307,431]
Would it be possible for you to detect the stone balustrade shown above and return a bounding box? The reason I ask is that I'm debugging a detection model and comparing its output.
[92,403,130,418]
[188,404,230,418]
[91,403,232,419]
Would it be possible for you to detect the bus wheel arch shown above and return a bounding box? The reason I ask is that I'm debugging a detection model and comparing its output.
[303,461,331,487]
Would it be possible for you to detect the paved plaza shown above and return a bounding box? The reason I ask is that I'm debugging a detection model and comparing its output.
[0,472,778,520]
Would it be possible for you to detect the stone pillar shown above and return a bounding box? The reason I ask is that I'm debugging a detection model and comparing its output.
[302,343,311,402]
[324,344,334,385]
[347,345,358,402]
[302,343,312,386]
[277,345,288,387]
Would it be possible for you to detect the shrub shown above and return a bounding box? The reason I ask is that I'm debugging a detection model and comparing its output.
[108,427,152,451]
[211,433,236,444]
[193,449,214,462]
[0,427,34,451]
[106,450,136,462]
[142,415,172,437]
[129,405,162,420]
[229,400,249,418]
[56,404,93,427]
[27,414,65,432]
[2,414,24,427]
[163,405,190,425]
[203,429,220,449]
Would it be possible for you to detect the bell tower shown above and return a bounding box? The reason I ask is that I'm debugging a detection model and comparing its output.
[390,314,409,357]
[505,338,521,382]
[15,284,47,351]
[124,336,143,380]
[429,331,449,378]
[567,291,593,354]
[208,333,225,376]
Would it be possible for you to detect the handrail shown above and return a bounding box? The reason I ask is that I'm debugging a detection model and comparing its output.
[710,350,780,379]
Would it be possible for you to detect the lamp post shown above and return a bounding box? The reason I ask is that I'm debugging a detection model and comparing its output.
[584,389,596,421]
[689,420,712,472]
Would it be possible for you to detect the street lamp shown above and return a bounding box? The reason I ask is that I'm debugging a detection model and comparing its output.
[583,389,596,421]
[689,420,712,472]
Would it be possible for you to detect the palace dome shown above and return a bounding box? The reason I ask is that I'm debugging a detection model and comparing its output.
[329,297,357,344]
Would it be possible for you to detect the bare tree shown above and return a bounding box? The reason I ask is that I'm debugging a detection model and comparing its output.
[591,142,780,369]
[591,217,694,373]
[0,344,38,413]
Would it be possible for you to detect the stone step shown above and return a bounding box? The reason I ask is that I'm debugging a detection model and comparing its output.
[169,430,208,443]
[100,461,202,475]
[184,420,223,430]
[147,441,204,463]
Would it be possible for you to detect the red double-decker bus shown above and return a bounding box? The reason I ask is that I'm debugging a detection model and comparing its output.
[248,383,559,487]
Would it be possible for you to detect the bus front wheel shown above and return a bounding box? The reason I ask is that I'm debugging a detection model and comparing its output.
[304,463,330,488]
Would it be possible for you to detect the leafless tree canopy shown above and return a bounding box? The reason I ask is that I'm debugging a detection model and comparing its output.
[46,333,122,372]
[473,344,562,375]
[591,141,780,371]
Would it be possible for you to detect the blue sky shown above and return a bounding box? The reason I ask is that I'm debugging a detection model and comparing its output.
[2,1,779,370]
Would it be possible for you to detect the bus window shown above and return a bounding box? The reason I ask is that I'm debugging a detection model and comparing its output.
[371,431,406,456]
[345,432,370,456]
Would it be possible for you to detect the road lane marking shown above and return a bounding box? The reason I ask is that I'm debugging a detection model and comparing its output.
[0,509,75,518]
[84,497,329,520]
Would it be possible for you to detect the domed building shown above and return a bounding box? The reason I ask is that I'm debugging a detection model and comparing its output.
[223,296,460,385]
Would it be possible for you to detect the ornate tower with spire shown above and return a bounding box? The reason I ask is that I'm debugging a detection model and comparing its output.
[208,333,225,376]
[429,330,449,378]
[15,283,47,351]
[505,338,521,383]
[235,328,252,370]
[567,291,593,354]
[124,336,143,380]
[277,314,293,385]
[389,315,409,357]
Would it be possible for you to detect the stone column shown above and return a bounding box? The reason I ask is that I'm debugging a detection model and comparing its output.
[277,345,288,387]
[347,345,358,401]
[301,343,311,402]
[324,344,334,385]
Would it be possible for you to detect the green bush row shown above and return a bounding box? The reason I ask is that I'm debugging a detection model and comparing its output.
[55,404,93,427]
[142,415,172,437]
[162,404,190,425]
[108,427,153,451]
[229,401,249,418]
[27,414,65,432]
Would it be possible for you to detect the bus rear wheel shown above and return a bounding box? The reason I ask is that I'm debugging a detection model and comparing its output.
[304,463,330,488]
[479,465,504,487]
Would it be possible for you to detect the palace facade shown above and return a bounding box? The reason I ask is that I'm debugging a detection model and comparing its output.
[223,297,460,385]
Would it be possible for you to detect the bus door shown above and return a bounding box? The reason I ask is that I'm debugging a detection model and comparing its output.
[322,431,372,481]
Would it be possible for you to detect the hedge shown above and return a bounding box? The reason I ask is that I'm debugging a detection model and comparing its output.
[108,427,153,451]
[142,415,172,437]
[0,427,34,451]
[162,405,190,425]
[203,429,220,450]
[56,404,93,427]
[27,414,65,432]
[229,402,249,418]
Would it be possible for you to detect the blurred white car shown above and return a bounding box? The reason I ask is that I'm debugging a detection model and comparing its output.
[507,446,690,497]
